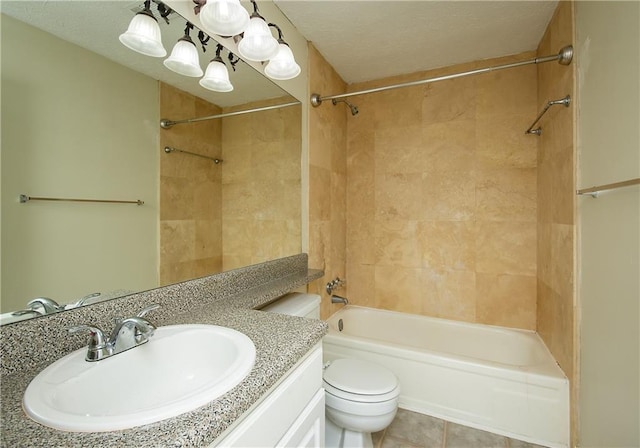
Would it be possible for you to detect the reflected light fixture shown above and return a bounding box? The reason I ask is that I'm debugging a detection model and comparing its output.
[237,0,279,62]
[120,0,301,97]
[163,22,203,77]
[198,0,250,37]
[119,0,166,57]
[264,23,300,80]
[200,44,234,92]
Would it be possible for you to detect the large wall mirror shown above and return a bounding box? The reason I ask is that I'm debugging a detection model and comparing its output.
[0,1,302,323]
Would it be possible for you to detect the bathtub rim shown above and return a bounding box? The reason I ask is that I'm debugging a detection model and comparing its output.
[324,305,568,384]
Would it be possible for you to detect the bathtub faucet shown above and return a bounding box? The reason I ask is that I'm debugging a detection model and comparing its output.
[326,277,346,295]
[331,295,349,305]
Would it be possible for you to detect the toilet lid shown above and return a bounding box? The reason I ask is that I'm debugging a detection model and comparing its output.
[323,359,399,396]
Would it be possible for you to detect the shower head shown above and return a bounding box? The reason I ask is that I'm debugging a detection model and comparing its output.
[332,98,359,116]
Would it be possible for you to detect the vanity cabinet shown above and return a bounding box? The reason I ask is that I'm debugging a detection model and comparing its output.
[211,343,324,447]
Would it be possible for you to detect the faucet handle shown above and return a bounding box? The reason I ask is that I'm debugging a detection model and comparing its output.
[69,325,107,346]
[71,292,101,308]
[69,325,110,361]
[326,277,346,295]
[137,304,160,318]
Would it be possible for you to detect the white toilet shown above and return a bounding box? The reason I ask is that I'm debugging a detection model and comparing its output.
[263,293,400,448]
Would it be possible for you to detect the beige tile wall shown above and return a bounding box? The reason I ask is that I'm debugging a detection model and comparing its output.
[159,82,223,285]
[307,44,348,320]
[220,98,302,270]
[535,1,577,443]
[345,54,539,329]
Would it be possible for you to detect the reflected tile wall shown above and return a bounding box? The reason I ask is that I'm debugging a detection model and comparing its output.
[221,97,302,271]
[346,53,538,330]
[159,83,223,285]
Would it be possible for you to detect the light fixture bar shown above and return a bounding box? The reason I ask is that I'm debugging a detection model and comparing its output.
[311,45,574,107]
[160,101,300,128]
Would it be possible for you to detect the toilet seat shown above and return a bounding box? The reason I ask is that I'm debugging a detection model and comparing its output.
[323,359,400,403]
[324,382,400,403]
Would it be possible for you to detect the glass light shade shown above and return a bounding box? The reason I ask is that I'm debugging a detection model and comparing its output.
[199,0,249,37]
[264,43,301,80]
[163,38,203,77]
[237,16,279,62]
[119,12,166,57]
[199,59,234,92]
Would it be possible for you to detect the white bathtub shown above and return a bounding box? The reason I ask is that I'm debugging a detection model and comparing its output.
[323,306,569,448]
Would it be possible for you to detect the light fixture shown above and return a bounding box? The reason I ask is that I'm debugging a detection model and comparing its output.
[200,44,234,92]
[264,23,300,80]
[119,0,166,57]
[237,0,279,62]
[120,1,300,95]
[163,22,203,77]
[198,0,250,37]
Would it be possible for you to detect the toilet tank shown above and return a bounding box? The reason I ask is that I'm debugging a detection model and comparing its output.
[262,293,321,319]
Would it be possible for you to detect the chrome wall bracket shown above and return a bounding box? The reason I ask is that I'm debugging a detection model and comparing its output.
[525,95,571,136]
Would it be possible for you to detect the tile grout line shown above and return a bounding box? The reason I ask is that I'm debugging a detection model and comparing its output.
[442,420,448,448]
[376,427,387,448]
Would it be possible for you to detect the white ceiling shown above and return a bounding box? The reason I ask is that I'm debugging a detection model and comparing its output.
[275,0,558,84]
[1,0,558,105]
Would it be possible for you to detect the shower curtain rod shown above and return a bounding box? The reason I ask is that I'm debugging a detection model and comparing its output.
[160,101,300,129]
[310,45,573,107]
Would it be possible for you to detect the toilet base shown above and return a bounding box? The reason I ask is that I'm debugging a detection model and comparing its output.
[325,416,373,448]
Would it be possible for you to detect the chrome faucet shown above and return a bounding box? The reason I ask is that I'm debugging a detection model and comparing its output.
[12,297,64,316]
[69,304,159,362]
[331,295,349,305]
[12,292,102,317]
[109,315,157,354]
[28,297,63,313]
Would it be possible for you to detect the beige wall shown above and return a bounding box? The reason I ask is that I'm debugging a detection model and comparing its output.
[1,15,159,312]
[344,54,538,329]
[159,83,223,285]
[307,44,348,320]
[535,2,577,440]
[575,1,640,446]
[221,98,302,271]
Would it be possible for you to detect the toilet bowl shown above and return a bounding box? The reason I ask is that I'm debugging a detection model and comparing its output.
[262,293,400,448]
[324,358,400,448]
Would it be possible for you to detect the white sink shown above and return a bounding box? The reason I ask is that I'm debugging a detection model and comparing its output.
[23,324,256,432]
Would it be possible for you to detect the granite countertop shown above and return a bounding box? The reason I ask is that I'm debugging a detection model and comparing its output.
[0,273,327,447]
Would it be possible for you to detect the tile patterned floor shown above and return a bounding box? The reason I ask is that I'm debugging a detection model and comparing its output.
[372,409,546,448]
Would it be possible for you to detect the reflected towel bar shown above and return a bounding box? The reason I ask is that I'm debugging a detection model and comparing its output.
[577,178,640,198]
[164,146,223,164]
[20,195,144,205]
[525,95,571,135]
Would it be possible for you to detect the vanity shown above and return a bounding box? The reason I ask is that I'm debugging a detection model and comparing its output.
[0,255,326,447]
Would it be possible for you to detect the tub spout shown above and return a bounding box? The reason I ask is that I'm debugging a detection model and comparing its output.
[331,295,349,305]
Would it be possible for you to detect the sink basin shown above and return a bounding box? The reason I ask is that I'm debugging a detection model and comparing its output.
[23,324,256,432]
